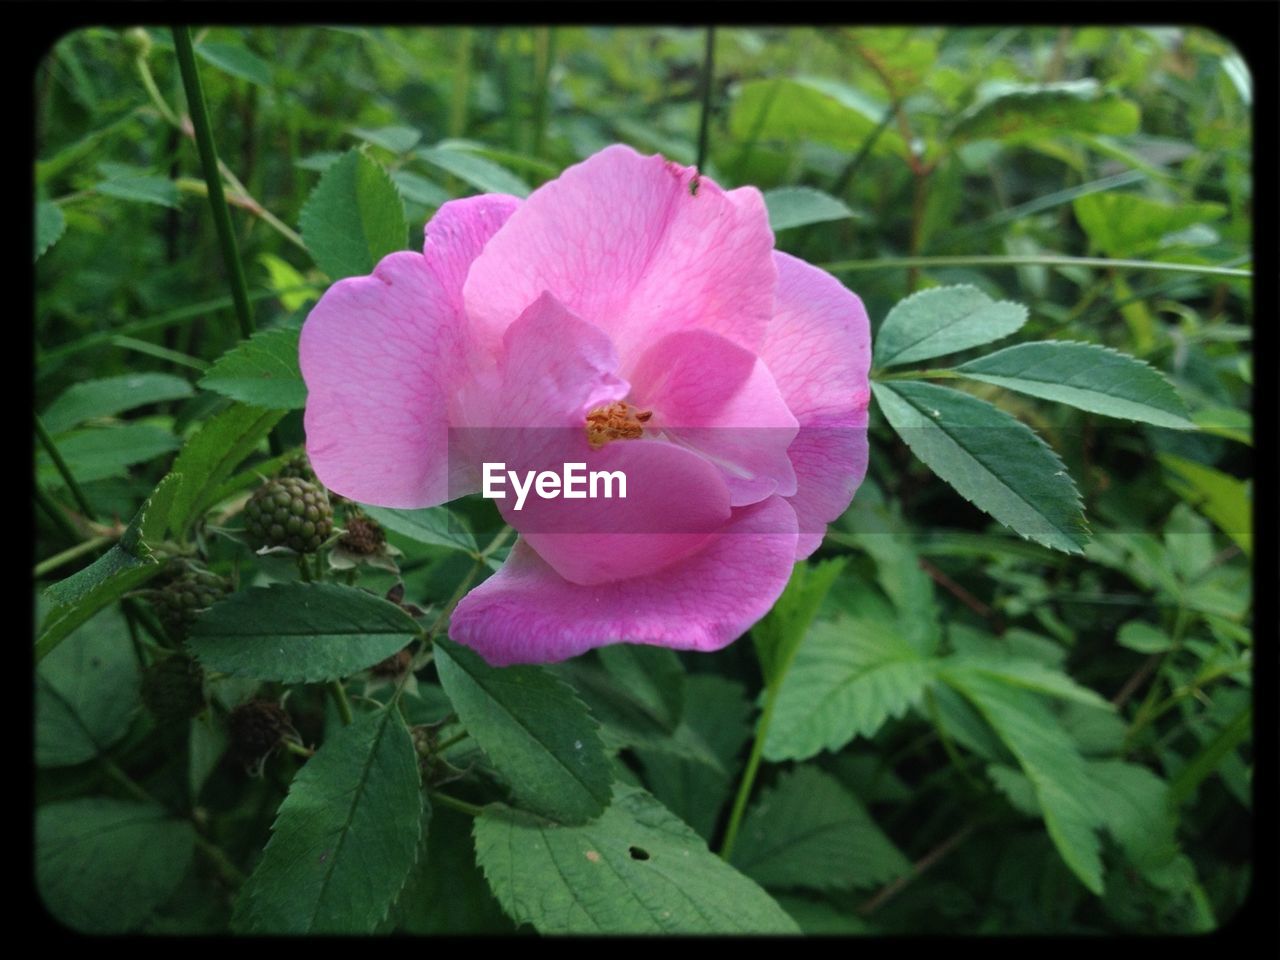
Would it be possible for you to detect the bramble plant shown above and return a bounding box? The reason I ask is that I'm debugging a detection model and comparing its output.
[35,25,1252,935]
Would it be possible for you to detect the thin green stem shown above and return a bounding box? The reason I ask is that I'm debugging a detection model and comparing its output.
[434,730,470,753]
[696,27,716,171]
[530,27,554,159]
[820,254,1252,279]
[171,26,256,341]
[873,367,963,382]
[34,535,113,578]
[448,28,473,138]
[194,833,249,888]
[35,414,94,518]
[719,682,779,861]
[430,791,485,818]
[111,335,210,372]
[35,488,82,542]
[328,679,354,726]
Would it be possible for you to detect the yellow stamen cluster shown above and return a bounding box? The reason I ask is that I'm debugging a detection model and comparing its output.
[585,401,652,449]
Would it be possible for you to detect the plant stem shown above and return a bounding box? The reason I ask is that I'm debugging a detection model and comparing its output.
[328,680,354,726]
[35,414,95,518]
[434,730,470,753]
[171,26,256,342]
[719,682,780,861]
[820,254,1252,279]
[696,27,716,171]
[530,27,554,159]
[34,535,113,578]
[430,791,485,818]
[856,820,979,916]
[35,488,83,542]
[448,28,473,138]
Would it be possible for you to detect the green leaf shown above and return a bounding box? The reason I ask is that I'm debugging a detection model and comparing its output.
[1117,621,1173,654]
[952,80,1140,144]
[597,644,684,730]
[763,186,857,232]
[765,593,938,762]
[943,671,1104,894]
[731,766,909,892]
[1159,454,1251,556]
[635,675,753,840]
[433,637,612,824]
[36,422,181,487]
[954,341,1193,429]
[1167,702,1251,806]
[358,504,478,555]
[1073,193,1225,257]
[416,145,532,197]
[729,77,906,157]
[37,798,195,933]
[233,707,423,933]
[753,558,845,688]
[390,170,450,208]
[940,657,1112,711]
[36,479,174,661]
[872,380,1088,553]
[36,604,139,767]
[300,149,408,280]
[258,252,319,311]
[42,373,194,435]
[189,713,227,802]
[874,285,1027,368]
[841,512,940,656]
[188,583,421,682]
[195,40,272,88]
[164,402,284,537]
[352,124,422,154]
[473,786,800,934]
[95,162,180,208]
[35,200,66,260]
[198,327,306,410]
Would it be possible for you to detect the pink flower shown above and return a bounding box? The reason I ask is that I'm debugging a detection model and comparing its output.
[299,145,870,666]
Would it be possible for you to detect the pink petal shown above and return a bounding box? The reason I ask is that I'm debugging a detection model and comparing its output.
[462,144,777,364]
[300,196,518,508]
[761,252,872,559]
[450,495,799,665]
[628,329,798,505]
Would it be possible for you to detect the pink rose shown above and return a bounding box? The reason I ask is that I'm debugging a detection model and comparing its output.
[299,145,871,665]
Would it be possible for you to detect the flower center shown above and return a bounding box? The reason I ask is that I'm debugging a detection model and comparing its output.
[585,401,652,449]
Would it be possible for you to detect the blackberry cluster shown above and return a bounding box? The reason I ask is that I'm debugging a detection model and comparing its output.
[244,477,333,553]
[141,653,205,722]
[154,563,231,636]
[278,453,317,483]
[228,699,295,764]
[340,512,386,555]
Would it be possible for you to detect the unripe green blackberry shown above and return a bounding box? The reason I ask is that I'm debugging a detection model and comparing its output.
[154,563,232,636]
[278,453,317,483]
[228,699,294,763]
[141,653,205,722]
[244,477,333,553]
[340,512,386,555]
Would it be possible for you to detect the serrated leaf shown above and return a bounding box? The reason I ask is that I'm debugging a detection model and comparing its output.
[42,373,194,435]
[188,583,420,682]
[940,657,1113,711]
[729,77,906,158]
[352,124,421,154]
[473,786,800,934]
[731,766,909,892]
[1073,193,1225,257]
[195,40,272,87]
[37,798,195,933]
[753,558,845,688]
[416,145,531,197]
[390,170,450,208]
[36,480,172,661]
[842,515,940,656]
[358,504,478,555]
[95,162,180,208]
[872,380,1088,553]
[765,593,937,762]
[433,637,612,824]
[300,149,408,280]
[36,200,66,260]
[597,644,684,730]
[874,285,1027,368]
[763,186,857,232]
[233,707,423,933]
[635,675,753,840]
[36,604,139,766]
[164,402,284,537]
[199,326,306,410]
[954,341,1193,429]
[952,80,1140,143]
[943,671,1104,894]
[36,422,181,488]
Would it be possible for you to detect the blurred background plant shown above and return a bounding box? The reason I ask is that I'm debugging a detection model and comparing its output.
[34,25,1252,935]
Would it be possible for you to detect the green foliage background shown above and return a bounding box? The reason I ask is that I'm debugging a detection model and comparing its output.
[34,25,1252,935]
